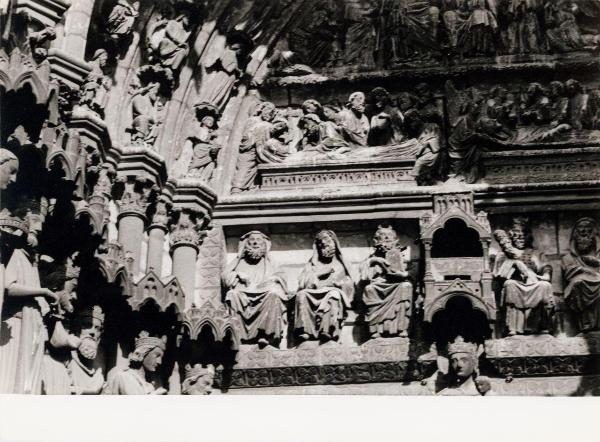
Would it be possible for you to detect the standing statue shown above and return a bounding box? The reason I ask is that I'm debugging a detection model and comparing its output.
[171,103,221,181]
[406,109,443,186]
[422,336,493,396]
[107,0,139,42]
[294,230,354,344]
[231,102,276,193]
[0,208,59,394]
[197,30,255,111]
[147,11,192,74]
[0,150,19,320]
[562,218,600,333]
[79,49,111,118]
[222,231,289,348]
[103,331,167,395]
[506,0,541,55]
[359,225,413,339]
[492,217,555,336]
[338,92,370,147]
[129,82,163,147]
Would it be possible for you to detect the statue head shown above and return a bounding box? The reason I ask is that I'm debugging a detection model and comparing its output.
[415,83,433,103]
[301,99,322,116]
[77,306,105,361]
[447,336,478,380]
[490,86,508,101]
[226,30,255,58]
[195,102,220,129]
[92,49,109,68]
[572,217,597,255]
[241,231,269,262]
[182,364,215,395]
[396,92,414,112]
[566,79,583,96]
[270,117,289,138]
[0,148,18,190]
[322,105,340,123]
[508,217,532,250]
[315,230,337,260]
[257,102,276,122]
[130,331,166,373]
[373,225,399,254]
[526,82,544,102]
[299,113,322,141]
[403,109,424,138]
[347,92,366,114]
[370,87,391,111]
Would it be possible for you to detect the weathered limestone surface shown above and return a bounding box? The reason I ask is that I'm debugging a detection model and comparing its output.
[1,0,600,396]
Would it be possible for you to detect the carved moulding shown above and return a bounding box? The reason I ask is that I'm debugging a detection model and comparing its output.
[96,241,133,296]
[258,158,416,190]
[182,300,242,351]
[420,192,496,325]
[129,270,185,314]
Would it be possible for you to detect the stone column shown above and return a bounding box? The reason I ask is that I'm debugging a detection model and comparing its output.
[59,0,95,58]
[169,210,204,308]
[115,178,155,277]
[146,199,170,276]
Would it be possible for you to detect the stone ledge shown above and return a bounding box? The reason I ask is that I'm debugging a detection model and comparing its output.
[485,334,600,358]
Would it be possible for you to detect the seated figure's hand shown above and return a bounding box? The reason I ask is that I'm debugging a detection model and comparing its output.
[475,376,492,396]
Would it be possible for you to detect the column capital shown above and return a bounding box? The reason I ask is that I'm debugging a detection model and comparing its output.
[169,209,205,252]
[113,176,159,222]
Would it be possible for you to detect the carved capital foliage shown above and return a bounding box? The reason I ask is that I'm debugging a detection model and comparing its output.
[113,176,158,220]
[168,209,205,251]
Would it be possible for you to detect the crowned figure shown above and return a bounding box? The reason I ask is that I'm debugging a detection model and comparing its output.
[294,230,354,344]
[359,225,413,339]
[103,331,167,395]
[222,231,289,348]
[181,364,215,395]
[422,336,493,396]
[562,218,600,333]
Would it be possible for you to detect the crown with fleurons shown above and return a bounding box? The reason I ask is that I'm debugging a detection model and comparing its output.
[447,336,477,357]
[185,363,215,379]
[0,209,28,234]
[134,331,166,351]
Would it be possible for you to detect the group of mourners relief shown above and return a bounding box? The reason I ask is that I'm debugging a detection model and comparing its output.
[226,77,598,191]
[220,216,600,350]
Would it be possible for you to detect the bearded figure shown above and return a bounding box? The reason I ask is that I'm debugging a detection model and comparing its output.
[294,230,354,344]
[338,92,370,147]
[359,226,413,339]
[68,306,105,394]
[562,218,600,333]
[103,331,167,395]
[493,217,555,336]
[222,231,289,348]
[422,336,492,396]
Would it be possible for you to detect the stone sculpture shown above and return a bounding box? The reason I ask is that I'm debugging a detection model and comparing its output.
[147,10,192,74]
[562,218,600,333]
[0,208,59,394]
[222,231,289,348]
[360,225,413,339]
[79,49,111,118]
[231,102,276,193]
[256,117,292,164]
[296,113,350,155]
[129,82,163,147]
[367,87,404,146]
[197,30,255,111]
[422,336,492,396]
[172,102,221,180]
[103,331,167,394]
[181,364,215,395]
[338,92,370,147]
[294,230,354,344]
[107,0,139,42]
[67,306,105,394]
[0,148,18,190]
[406,109,443,186]
[493,217,555,336]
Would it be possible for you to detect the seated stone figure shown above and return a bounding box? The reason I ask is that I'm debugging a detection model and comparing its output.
[422,336,492,396]
[295,230,354,344]
[103,331,167,395]
[562,218,600,333]
[493,217,555,336]
[359,225,413,339]
[222,231,290,348]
